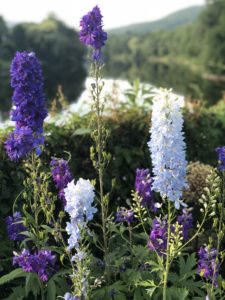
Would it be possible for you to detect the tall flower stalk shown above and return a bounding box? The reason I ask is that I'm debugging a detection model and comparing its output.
[209,148,225,298]
[79,6,111,282]
[148,89,187,300]
[4,51,50,300]
[5,51,47,161]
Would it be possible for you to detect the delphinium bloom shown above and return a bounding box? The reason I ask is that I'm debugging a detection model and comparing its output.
[50,158,73,205]
[148,89,187,209]
[147,217,168,255]
[79,6,107,61]
[64,179,96,250]
[5,51,47,161]
[216,146,225,171]
[64,293,80,300]
[148,210,193,255]
[116,208,135,224]
[6,212,26,241]
[13,249,55,282]
[135,168,155,210]
[177,209,193,240]
[198,246,219,286]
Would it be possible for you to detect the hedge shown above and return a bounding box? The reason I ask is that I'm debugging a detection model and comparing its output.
[0,102,225,245]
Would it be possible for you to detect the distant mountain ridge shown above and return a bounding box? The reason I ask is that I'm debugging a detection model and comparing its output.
[109,5,205,35]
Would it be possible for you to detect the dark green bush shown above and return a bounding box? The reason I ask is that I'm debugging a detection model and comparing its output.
[0,103,225,258]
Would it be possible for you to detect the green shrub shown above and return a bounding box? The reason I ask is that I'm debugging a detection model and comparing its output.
[0,103,225,224]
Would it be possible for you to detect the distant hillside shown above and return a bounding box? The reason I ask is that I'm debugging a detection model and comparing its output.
[109,5,205,35]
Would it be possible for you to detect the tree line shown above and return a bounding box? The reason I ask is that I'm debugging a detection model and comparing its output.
[0,15,87,113]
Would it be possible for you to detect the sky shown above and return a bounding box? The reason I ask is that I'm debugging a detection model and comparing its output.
[0,0,205,29]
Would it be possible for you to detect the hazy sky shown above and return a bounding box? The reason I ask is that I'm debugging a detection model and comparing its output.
[0,0,205,29]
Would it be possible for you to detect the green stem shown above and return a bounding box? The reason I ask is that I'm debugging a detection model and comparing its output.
[163,201,172,300]
[94,62,109,282]
[128,223,132,246]
[211,172,225,294]
[40,281,45,300]
[31,153,41,249]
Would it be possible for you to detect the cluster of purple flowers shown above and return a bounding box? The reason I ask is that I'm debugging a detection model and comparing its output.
[198,246,219,285]
[148,217,168,255]
[79,6,107,61]
[13,249,55,282]
[5,51,47,161]
[148,209,193,255]
[116,208,135,224]
[135,168,155,210]
[216,146,225,171]
[6,212,26,241]
[177,209,193,240]
[50,158,73,205]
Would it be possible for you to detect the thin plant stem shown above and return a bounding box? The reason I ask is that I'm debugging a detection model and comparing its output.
[92,62,110,282]
[163,201,172,300]
[211,172,225,295]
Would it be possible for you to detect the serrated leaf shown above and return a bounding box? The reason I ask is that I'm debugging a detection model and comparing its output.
[167,287,189,300]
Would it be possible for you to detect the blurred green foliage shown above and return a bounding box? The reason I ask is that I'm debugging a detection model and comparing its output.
[0,15,87,113]
[104,0,225,104]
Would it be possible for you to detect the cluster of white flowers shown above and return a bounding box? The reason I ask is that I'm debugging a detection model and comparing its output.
[148,89,187,209]
[64,179,96,249]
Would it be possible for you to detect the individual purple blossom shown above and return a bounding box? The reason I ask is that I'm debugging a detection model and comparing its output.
[177,209,193,240]
[216,146,225,171]
[50,158,73,205]
[5,127,36,161]
[198,246,218,286]
[35,250,56,282]
[147,217,168,255]
[116,208,135,224]
[6,212,26,242]
[135,168,155,210]
[5,51,47,161]
[13,249,55,282]
[79,6,107,61]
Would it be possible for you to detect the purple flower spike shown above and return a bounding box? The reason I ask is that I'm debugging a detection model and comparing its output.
[177,209,193,240]
[147,217,168,256]
[216,146,225,171]
[6,212,26,241]
[79,6,107,61]
[50,157,73,205]
[135,168,155,210]
[116,208,134,224]
[198,246,219,286]
[5,51,47,161]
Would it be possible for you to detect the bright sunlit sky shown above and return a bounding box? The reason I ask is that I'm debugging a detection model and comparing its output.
[0,0,205,29]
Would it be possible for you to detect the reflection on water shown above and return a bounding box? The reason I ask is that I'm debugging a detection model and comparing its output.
[130,62,224,105]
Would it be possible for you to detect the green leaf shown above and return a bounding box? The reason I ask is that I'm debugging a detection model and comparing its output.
[47,279,56,300]
[167,287,189,300]
[3,286,26,300]
[0,268,27,285]
[73,128,91,136]
[25,273,41,297]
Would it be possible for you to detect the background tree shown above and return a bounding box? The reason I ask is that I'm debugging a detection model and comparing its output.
[0,15,87,114]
